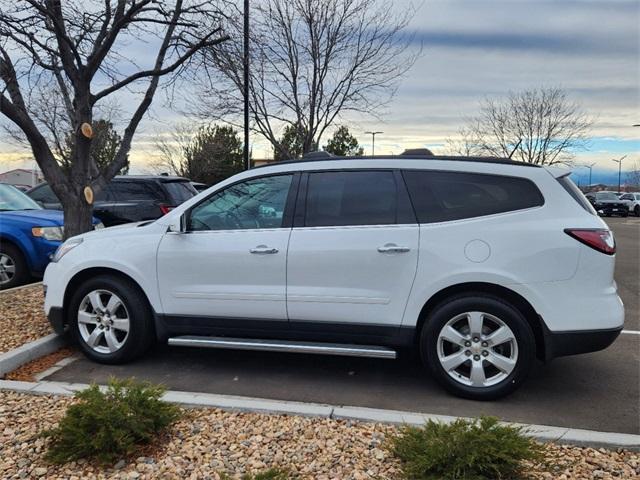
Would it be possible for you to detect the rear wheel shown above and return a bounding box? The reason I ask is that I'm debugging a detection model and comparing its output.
[420,294,535,400]
[0,244,29,290]
[69,275,152,364]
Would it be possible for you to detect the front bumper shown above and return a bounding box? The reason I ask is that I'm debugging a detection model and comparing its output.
[543,326,622,360]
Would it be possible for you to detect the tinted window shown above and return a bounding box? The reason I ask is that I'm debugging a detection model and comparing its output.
[29,184,58,203]
[110,181,163,201]
[163,180,197,203]
[557,176,596,215]
[596,192,618,201]
[189,175,292,231]
[403,170,544,223]
[304,171,400,227]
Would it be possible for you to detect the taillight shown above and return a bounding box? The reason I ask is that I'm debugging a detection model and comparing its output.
[564,229,616,255]
[159,204,174,215]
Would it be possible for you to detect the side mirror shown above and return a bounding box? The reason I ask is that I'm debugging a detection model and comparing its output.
[168,214,187,233]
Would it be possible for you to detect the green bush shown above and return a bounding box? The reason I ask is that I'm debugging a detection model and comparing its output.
[388,416,545,480]
[43,377,181,464]
[221,469,293,480]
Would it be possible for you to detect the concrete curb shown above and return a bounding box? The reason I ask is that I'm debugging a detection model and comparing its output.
[1,379,638,451]
[0,333,67,377]
[0,281,42,295]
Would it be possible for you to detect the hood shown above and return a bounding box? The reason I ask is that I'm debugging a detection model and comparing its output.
[72,220,158,242]
[0,209,65,226]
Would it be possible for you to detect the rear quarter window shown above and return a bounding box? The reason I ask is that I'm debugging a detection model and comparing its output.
[162,180,197,204]
[110,181,164,201]
[557,176,596,215]
[402,170,544,223]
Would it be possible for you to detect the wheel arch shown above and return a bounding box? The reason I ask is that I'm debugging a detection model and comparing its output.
[416,282,546,360]
[0,233,34,271]
[63,267,157,337]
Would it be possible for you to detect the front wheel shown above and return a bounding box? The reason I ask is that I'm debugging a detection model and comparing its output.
[635,205,640,217]
[69,275,152,364]
[420,294,535,400]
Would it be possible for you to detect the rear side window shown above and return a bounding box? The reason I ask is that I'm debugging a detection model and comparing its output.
[162,180,197,204]
[110,181,163,201]
[557,176,596,215]
[403,170,544,223]
[305,171,402,227]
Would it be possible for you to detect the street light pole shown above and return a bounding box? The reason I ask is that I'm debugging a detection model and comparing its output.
[611,155,627,193]
[583,162,596,186]
[364,131,383,156]
[243,0,250,170]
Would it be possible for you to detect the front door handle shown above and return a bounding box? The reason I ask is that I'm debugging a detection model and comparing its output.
[250,245,279,254]
[377,243,411,254]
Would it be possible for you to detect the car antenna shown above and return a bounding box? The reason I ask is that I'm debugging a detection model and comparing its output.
[508,139,522,159]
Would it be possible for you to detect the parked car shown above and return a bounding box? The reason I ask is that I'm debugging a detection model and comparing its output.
[619,192,640,216]
[27,176,197,227]
[0,184,102,289]
[43,154,623,400]
[584,191,628,217]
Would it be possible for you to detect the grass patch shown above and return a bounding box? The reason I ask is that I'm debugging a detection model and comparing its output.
[388,416,545,480]
[43,377,181,464]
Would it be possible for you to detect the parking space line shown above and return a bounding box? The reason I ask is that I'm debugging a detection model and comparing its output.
[621,330,640,335]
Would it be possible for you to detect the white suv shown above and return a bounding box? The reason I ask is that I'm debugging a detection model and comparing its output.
[43,155,624,399]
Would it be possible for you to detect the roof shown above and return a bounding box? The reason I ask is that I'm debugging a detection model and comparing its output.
[253,153,542,169]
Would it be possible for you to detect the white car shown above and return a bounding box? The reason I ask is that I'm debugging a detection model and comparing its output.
[43,154,624,400]
[620,192,640,216]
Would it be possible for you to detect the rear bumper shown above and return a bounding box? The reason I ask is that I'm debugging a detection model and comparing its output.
[543,325,622,360]
[47,306,66,335]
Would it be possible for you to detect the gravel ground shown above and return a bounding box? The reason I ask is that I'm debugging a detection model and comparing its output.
[0,285,51,354]
[0,391,638,480]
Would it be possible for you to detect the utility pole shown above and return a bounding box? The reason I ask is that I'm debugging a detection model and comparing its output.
[364,131,383,156]
[583,162,596,187]
[611,155,627,193]
[243,0,250,170]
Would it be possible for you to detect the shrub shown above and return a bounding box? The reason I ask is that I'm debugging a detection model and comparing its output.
[388,416,545,480]
[221,469,293,480]
[43,377,181,464]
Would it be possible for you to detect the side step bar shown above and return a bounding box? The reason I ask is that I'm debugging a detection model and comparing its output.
[167,336,397,359]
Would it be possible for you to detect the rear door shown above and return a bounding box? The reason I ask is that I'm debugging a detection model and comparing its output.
[286,170,419,326]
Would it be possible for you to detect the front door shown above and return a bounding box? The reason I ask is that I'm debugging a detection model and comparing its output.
[286,170,419,326]
[157,174,296,321]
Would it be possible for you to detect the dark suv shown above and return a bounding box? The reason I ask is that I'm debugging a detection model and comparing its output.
[585,191,628,217]
[27,176,197,227]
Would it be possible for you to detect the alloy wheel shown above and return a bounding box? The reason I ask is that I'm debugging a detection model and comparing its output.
[436,311,518,388]
[77,289,130,354]
[0,253,16,286]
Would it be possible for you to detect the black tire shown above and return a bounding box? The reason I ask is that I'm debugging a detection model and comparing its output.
[621,211,628,217]
[68,274,153,364]
[635,206,640,217]
[420,294,535,400]
[0,243,30,290]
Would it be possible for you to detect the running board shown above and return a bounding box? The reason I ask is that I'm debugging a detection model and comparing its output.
[167,336,397,359]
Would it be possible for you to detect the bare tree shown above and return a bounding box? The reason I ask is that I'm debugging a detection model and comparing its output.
[198,0,419,159]
[450,87,592,165]
[0,1,229,237]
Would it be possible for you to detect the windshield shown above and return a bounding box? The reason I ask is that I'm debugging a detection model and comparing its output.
[596,192,619,201]
[0,184,43,211]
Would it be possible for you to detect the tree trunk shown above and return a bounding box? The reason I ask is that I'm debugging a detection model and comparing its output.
[62,196,94,239]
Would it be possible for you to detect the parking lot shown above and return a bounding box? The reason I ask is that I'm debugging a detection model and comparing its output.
[45,217,640,434]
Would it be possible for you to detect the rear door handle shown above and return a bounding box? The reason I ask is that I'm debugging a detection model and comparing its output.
[377,243,411,253]
[250,245,279,254]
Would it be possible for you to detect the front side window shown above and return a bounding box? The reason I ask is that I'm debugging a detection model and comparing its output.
[188,174,293,231]
[304,171,399,227]
[403,170,544,223]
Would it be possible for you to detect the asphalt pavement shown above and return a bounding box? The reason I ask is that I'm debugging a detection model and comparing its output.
[45,217,640,434]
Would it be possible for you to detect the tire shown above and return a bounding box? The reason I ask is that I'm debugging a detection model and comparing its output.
[420,294,535,400]
[635,206,640,217]
[0,243,29,290]
[68,274,153,364]
[621,211,628,218]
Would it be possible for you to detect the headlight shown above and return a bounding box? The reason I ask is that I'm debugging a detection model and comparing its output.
[32,226,64,241]
[51,238,83,262]
[94,222,105,230]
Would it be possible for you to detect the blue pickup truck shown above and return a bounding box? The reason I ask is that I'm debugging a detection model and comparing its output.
[0,184,102,289]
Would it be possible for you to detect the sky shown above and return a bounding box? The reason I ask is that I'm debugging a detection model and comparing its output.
[0,0,638,184]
